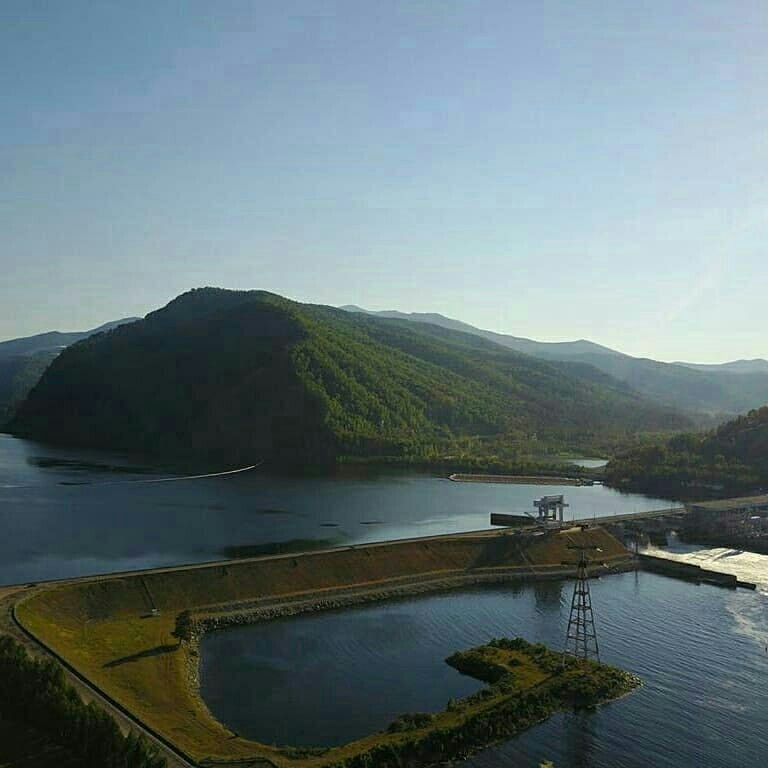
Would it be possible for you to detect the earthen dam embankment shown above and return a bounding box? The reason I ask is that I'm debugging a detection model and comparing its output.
[11,526,633,767]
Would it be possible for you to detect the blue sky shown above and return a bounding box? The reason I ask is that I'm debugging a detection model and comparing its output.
[2,1,766,362]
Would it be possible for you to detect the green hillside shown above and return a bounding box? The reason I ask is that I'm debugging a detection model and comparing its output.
[0,350,59,424]
[553,352,768,416]
[0,319,138,424]
[343,307,768,417]
[606,406,768,496]
[9,289,691,468]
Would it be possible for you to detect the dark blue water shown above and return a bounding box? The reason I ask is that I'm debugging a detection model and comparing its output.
[0,434,669,585]
[199,600,486,747]
[3,433,766,763]
[200,573,768,766]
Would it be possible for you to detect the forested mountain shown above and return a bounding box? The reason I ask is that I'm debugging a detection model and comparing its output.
[342,307,768,417]
[606,407,768,496]
[0,318,138,423]
[546,353,768,417]
[674,359,768,375]
[0,350,59,424]
[0,319,137,357]
[9,289,691,468]
[339,306,615,359]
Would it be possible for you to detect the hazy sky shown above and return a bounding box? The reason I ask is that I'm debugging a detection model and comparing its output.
[2,1,766,362]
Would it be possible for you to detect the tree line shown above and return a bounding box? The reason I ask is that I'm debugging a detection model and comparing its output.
[0,635,166,767]
[606,407,768,497]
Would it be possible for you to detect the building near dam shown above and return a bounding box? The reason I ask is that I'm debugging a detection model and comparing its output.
[684,495,768,539]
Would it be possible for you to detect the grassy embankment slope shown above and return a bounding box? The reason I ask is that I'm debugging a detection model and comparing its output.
[606,406,768,497]
[16,528,629,766]
[9,288,691,469]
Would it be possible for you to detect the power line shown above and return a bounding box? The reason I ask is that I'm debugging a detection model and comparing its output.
[562,542,601,665]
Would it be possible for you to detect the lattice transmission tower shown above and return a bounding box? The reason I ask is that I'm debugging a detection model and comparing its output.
[562,543,601,665]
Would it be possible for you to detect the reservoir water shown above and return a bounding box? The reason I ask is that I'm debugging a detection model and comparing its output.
[3,432,766,765]
[201,572,768,766]
[0,433,668,585]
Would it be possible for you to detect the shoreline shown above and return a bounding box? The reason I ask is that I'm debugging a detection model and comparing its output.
[12,527,633,766]
[185,558,637,760]
[182,554,638,768]
[449,472,594,486]
[194,557,635,629]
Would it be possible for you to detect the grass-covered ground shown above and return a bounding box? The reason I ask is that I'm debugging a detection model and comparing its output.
[15,528,633,766]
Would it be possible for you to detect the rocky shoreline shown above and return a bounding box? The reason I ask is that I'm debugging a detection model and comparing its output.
[184,557,636,738]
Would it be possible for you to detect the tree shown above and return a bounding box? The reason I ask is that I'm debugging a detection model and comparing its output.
[171,610,194,646]
[0,635,166,766]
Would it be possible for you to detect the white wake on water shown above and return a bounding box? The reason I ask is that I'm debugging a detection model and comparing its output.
[644,541,768,589]
[644,540,768,647]
[113,462,262,484]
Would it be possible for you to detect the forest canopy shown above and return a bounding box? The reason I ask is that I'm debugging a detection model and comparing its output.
[605,406,768,496]
[10,288,692,469]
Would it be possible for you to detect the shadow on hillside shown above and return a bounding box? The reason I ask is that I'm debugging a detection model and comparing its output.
[103,643,178,669]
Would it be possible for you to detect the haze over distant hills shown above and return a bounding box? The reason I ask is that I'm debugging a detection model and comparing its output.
[340,306,768,418]
[0,319,138,358]
[0,319,138,423]
[9,289,690,467]
[339,306,617,359]
[673,359,768,375]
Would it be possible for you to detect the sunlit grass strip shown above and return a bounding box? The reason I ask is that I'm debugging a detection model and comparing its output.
[14,528,635,766]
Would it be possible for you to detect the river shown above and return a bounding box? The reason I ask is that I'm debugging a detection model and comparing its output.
[0,433,667,585]
[3,432,766,766]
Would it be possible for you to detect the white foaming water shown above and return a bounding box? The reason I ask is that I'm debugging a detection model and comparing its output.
[725,591,768,648]
[644,536,768,590]
[644,535,768,648]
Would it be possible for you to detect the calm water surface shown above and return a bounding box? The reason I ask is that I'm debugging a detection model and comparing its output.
[2,433,766,765]
[201,572,768,766]
[0,434,669,585]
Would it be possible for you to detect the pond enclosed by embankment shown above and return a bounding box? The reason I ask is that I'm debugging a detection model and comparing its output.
[200,571,768,768]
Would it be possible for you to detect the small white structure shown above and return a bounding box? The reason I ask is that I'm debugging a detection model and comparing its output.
[534,495,569,523]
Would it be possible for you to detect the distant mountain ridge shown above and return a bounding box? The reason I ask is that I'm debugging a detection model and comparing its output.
[673,359,768,375]
[0,318,138,424]
[9,288,690,467]
[338,306,616,358]
[0,319,138,358]
[340,306,768,417]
